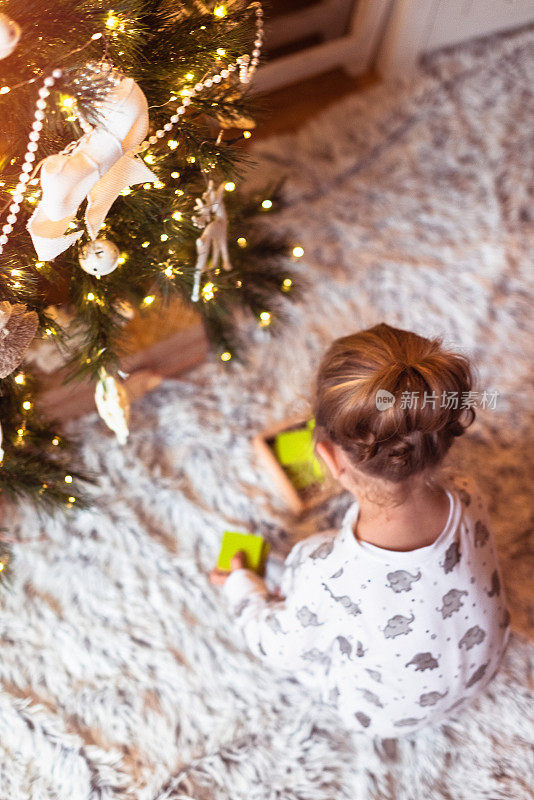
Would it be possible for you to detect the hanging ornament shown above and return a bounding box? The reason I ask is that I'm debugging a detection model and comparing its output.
[0,302,39,379]
[94,370,130,445]
[79,238,120,277]
[191,181,232,302]
[27,69,157,261]
[0,14,21,59]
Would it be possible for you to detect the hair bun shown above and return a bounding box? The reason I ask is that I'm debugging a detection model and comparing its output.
[314,323,475,483]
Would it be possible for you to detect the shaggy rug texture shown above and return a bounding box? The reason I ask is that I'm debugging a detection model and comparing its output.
[1,26,533,800]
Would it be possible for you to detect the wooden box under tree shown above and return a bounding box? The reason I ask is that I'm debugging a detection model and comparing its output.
[253,415,340,514]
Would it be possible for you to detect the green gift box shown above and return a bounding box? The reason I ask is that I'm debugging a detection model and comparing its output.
[216,531,270,575]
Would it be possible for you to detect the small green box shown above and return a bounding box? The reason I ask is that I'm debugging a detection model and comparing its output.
[273,419,324,489]
[216,531,270,574]
[274,428,314,465]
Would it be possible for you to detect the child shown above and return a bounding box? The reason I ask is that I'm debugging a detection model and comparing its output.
[211,323,510,738]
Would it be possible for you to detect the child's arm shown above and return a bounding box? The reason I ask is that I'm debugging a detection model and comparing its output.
[221,559,325,670]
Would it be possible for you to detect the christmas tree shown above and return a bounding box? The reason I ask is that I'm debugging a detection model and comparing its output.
[0,0,299,551]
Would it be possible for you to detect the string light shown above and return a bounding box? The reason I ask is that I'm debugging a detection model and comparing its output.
[22,400,32,411]
[261,199,272,210]
[168,140,178,150]
[14,373,25,385]
[186,156,196,164]
[141,241,150,248]
[64,475,73,484]
[153,180,165,189]
[163,266,173,278]
[171,211,182,220]
[118,254,127,265]
[292,245,304,258]
[60,95,75,110]
[143,295,155,305]
[0,87,10,95]
[185,72,194,81]
[171,171,180,179]
[120,187,132,196]
[237,237,247,248]
[52,437,60,446]
[68,496,76,505]
[224,181,236,192]
[86,292,96,302]
[282,278,293,292]
[213,4,227,17]
[259,311,271,327]
[243,130,252,139]
[202,282,215,301]
[220,351,232,362]
[144,155,156,165]
[160,233,169,241]
[106,11,121,30]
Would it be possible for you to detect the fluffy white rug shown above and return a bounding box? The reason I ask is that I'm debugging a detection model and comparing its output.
[1,26,533,800]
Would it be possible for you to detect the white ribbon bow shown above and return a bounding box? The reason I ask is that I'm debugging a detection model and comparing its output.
[28,77,157,261]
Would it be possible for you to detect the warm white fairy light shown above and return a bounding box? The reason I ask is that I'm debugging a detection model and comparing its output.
[224,181,236,192]
[143,295,155,305]
[14,373,25,385]
[171,211,182,220]
[258,310,271,327]
[261,199,272,210]
[282,277,292,292]
[220,351,232,362]
[141,241,150,248]
[292,245,304,258]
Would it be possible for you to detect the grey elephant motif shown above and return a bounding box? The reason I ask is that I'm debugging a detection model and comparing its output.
[405,652,439,672]
[419,690,448,707]
[355,641,367,657]
[366,668,382,683]
[358,688,384,708]
[442,540,461,573]
[234,598,251,618]
[355,711,371,728]
[500,608,511,629]
[383,612,415,639]
[474,520,489,547]
[265,612,285,634]
[459,625,486,651]
[301,648,331,668]
[386,570,422,593]
[297,606,322,627]
[465,660,490,688]
[393,717,424,727]
[487,570,500,597]
[328,687,340,706]
[457,488,471,506]
[330,567,343,579]
[335,635,353,659]
[438,588,468,619]
[322,583,361,616]
[310,539,335,560]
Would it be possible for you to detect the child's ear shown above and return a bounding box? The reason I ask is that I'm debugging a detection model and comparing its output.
[316,440,343,479]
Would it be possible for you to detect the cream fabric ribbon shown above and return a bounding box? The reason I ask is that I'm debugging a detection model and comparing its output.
[27,77,157,261]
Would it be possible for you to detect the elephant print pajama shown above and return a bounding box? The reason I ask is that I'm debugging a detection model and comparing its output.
[223,476,510,737]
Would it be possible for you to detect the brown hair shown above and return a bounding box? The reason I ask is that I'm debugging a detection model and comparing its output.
[314,323,475,483]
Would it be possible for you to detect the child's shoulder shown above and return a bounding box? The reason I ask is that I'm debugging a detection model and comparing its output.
[445,472,487,512]
[285,529,339,570]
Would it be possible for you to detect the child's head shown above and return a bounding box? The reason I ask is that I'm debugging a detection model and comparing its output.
[314,323,474,490]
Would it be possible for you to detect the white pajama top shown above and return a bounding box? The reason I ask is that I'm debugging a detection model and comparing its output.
[223,476,510,738]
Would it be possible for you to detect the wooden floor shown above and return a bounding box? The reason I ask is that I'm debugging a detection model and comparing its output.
[251,68,377,140]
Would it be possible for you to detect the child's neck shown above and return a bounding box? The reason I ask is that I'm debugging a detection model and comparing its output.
[351,479,450,552]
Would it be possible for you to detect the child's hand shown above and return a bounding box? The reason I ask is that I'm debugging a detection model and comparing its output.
[209,551,247,585]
